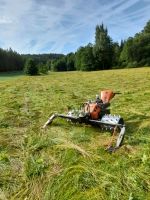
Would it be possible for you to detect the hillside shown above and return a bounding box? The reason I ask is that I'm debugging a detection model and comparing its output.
[22,53,64,63]
[0,68,150,200]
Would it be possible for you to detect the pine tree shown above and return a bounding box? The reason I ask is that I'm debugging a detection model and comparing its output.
[24,58,38,75]
[93,24,113,70]
[143,20,150,33]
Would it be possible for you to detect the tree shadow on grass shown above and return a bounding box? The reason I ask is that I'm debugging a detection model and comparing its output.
[125,114,150,146]
[0,71,24,81]
[126,114,150,133]
[0,71,24,77]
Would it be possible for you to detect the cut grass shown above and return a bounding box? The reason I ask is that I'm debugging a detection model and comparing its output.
[0,67,150,199]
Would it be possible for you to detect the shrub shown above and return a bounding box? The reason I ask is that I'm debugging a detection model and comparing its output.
[24,58,38,75]
[127,62,138,68]
[131,61,138,68]
[38,63,49,74]
[51,58,67,71]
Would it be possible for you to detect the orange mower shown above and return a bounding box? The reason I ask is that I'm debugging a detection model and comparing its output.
[43,90,125,152]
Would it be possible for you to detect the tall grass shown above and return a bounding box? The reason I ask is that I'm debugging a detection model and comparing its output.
[0,68,150,199]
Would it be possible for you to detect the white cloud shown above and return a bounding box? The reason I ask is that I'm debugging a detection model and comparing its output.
[0,0,150,54]
[0,16,12,24]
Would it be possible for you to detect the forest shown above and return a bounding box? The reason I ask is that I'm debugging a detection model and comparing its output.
[0,20,150,72]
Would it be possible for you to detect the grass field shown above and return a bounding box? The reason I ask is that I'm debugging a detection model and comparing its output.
[0,68,150,200]
[0,71,24,81]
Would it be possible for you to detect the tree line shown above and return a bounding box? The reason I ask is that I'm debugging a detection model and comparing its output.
[0,20,150,73]
[52,20,150,71]
[0,48,24,72]
[0,51,63,72]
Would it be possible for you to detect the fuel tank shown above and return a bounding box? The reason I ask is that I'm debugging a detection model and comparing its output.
[100,90,115,103]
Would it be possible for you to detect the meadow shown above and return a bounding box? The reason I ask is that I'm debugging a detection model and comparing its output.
[0,68,150,200]
[0,71,24,81]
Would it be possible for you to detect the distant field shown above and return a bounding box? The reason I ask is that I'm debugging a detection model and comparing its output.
[0,68,150,200]
[0,71,24,81]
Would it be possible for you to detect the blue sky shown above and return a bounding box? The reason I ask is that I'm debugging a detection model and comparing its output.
[0,0,150,54]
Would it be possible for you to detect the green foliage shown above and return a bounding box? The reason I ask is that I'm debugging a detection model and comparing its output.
[127,61,138,68]
[120,37,134,64]
[75,44,95,71]
[120,20,150,67]
[22,53,63,63]
[46,59,51,70]
[51,57,67,71]
[143,20,150,33]
[112,42,121,67]
[38,63,49,74]
[51,54,75,72]
[24,58,38,75]
[66,53,75,71]
[0,48,24,72]
[75,47,84,70]
[93,24,114,69]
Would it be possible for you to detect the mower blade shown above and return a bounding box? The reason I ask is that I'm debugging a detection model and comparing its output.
[43,114,57,128]
[106,125,125,152]
[89,119,125,128]
[116,126,125,148]
[43,114,79,128]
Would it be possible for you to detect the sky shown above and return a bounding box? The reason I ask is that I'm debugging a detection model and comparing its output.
[0,0,150,54]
